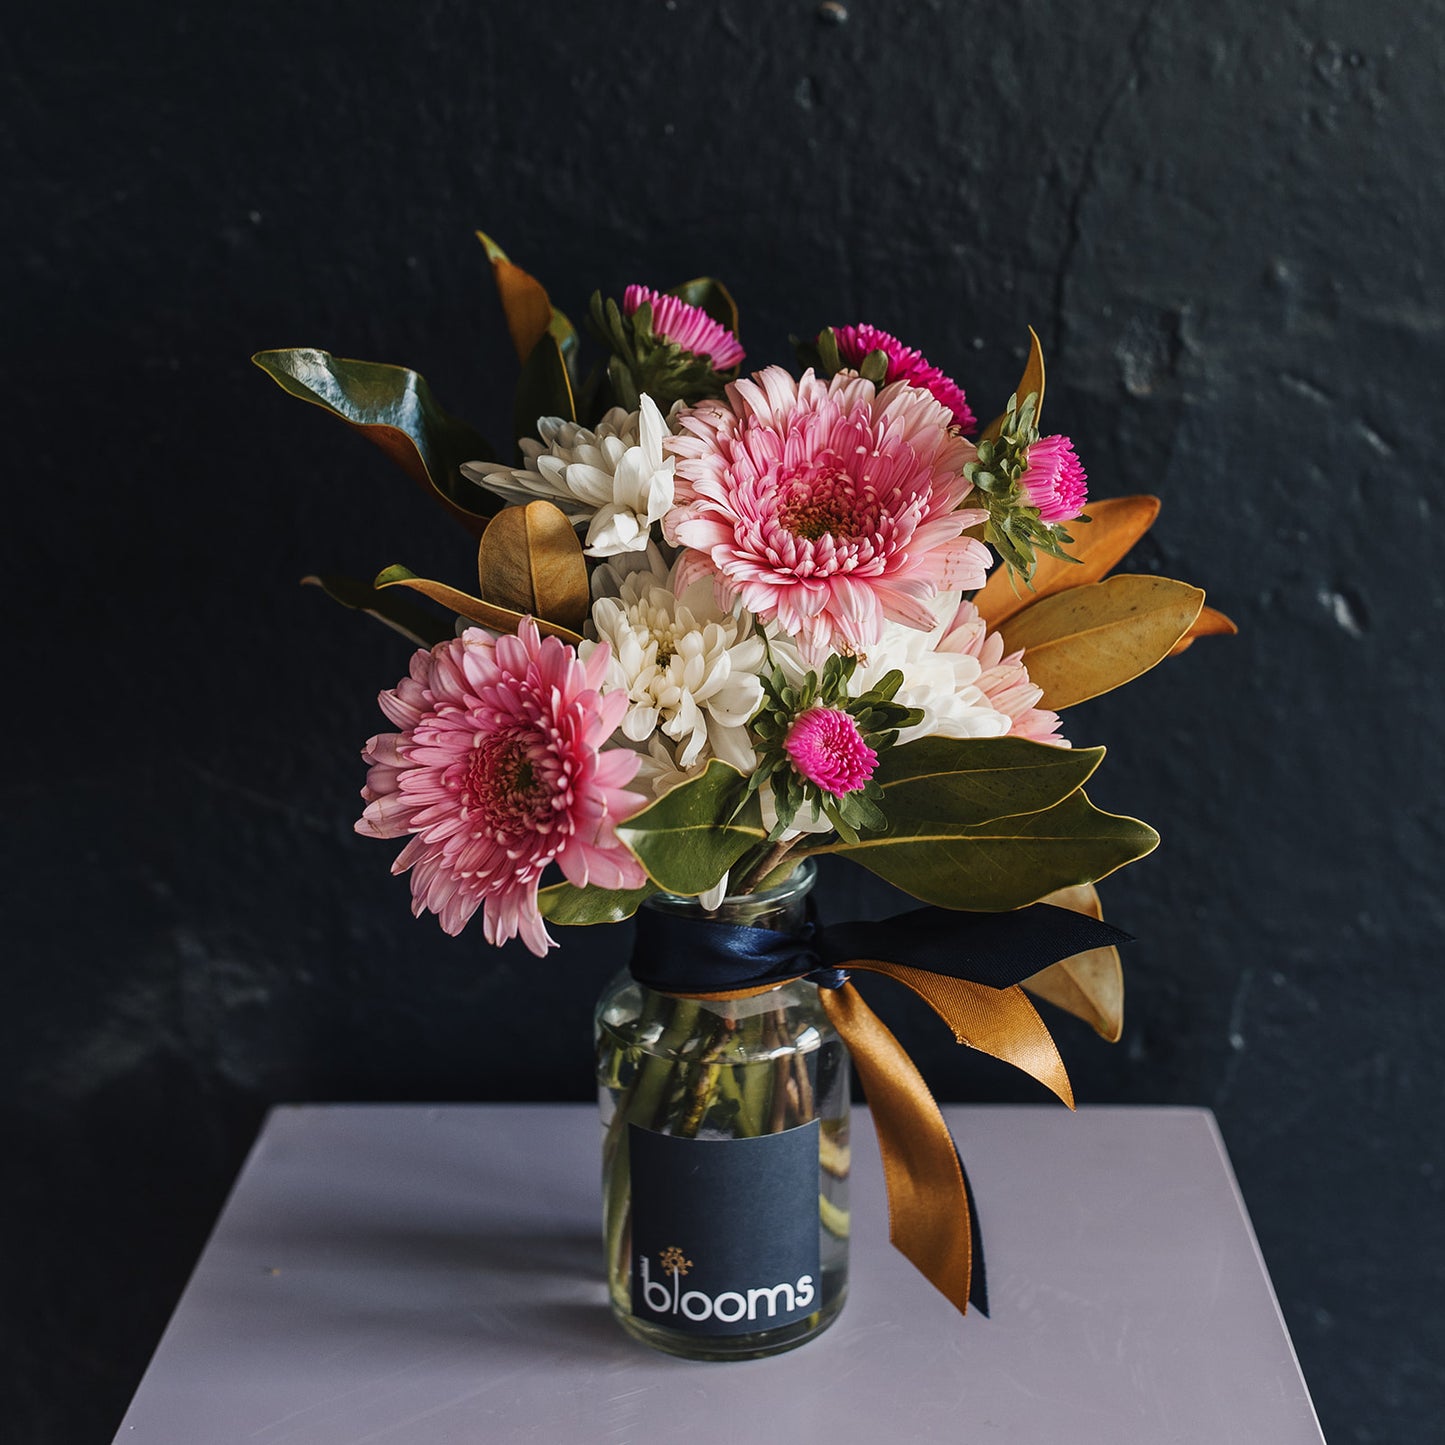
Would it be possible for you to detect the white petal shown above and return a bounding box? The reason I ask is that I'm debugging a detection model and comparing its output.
[697,872,729,911]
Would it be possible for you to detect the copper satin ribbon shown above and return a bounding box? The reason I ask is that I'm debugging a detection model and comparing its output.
[673,961,1074,1315]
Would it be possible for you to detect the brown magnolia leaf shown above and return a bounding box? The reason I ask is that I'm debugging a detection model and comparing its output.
[980,325,1046,442]
[476,230,553,364]
[1022,883,1124,1042]
[973,495,1163,628]
[374,565,583,645]
[477,501,590,633]
[1168,604,1239,656]
[999,573,1205,711]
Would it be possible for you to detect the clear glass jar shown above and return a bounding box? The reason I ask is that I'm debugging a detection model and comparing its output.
[595,861,850,1359]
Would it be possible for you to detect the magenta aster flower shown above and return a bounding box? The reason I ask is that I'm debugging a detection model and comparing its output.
[356,620,648,955]
[938,599,1067,747]
[784,707,878,797]
[830,323,976,432]
[665,366,990,663]
[1019,434,1088,523]
[623,285,745,370]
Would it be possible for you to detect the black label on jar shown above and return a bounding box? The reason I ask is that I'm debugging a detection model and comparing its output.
[628,1120,821,1336]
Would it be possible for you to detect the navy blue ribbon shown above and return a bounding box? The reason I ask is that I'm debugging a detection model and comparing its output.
[630,900,1132,998]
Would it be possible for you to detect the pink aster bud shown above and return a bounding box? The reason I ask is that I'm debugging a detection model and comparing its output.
[830,322,976,432]
[1020,434,1088,523]
[783,707,878,797]
[623,285,745,370]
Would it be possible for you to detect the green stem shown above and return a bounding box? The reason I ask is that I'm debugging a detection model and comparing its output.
[734,837,799,896]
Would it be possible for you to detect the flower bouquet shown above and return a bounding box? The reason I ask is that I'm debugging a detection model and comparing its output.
[257,233,1231,1357]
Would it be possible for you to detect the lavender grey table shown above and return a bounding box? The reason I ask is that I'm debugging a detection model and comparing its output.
[113,1104,1324,1444]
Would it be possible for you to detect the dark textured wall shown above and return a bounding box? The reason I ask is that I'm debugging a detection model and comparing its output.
[7,1,1442,1440]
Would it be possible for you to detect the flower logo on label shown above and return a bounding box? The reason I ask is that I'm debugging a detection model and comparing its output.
[660,1245,692,1277]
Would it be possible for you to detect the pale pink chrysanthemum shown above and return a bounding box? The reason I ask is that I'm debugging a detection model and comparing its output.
[623,285,745,370]
[1020,434,1088,523]
[937,598,1068,747]
[356,619,648,955]
[664,366,990,664]
[784,707,878,797]
[830,323,976,432]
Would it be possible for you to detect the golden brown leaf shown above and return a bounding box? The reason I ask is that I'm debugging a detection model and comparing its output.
[476,230,553,363]
[1021,884,1124,1042]
[998,573,1205,711]
[980,325,1046,442]
[476,501,590,633]
[1168,604,1239,656]
[373,566,583,645]
[973,495,1163,628]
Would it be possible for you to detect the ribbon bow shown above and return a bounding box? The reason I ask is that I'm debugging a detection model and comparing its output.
[630,901,1131,1316]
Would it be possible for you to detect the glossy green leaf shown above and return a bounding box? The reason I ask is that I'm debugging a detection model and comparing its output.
[253,348,497,535]
[616,761,766,896]
[667,277,740,345]
[873,736,1105,827]
[301,574,453,647]
[513,333,576,450]
[537,882,657,926]
[822,789,1159,911]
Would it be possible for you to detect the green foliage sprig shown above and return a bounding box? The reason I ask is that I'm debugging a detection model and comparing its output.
[966,391,1083,582]
[748,655,923,844]
[588,292,733,412]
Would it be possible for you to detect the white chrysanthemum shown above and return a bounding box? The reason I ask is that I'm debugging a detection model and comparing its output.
[628,734,696,800]
[771,592,1013,746]
[853,605,1014,745]
[581,552,766,773]
[461,395,675,557]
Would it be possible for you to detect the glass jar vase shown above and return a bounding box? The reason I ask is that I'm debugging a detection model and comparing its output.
[595,861,850,1360]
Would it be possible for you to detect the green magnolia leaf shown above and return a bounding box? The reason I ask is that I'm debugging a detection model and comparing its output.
[616,761,766,896]
[667,277,740,345]
[537,882,657,926]
[513,333,576,451]
[873,736,1105,827]
[253,348,497,535]
[822,789,1159,911]
[301,574,453,647]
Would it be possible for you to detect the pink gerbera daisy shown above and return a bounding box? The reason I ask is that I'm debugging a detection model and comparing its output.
[624,285,745,370]
[356,620,648,955]
[830,323,976,432]
[665,367,991,663]
[937,598,1067,746]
